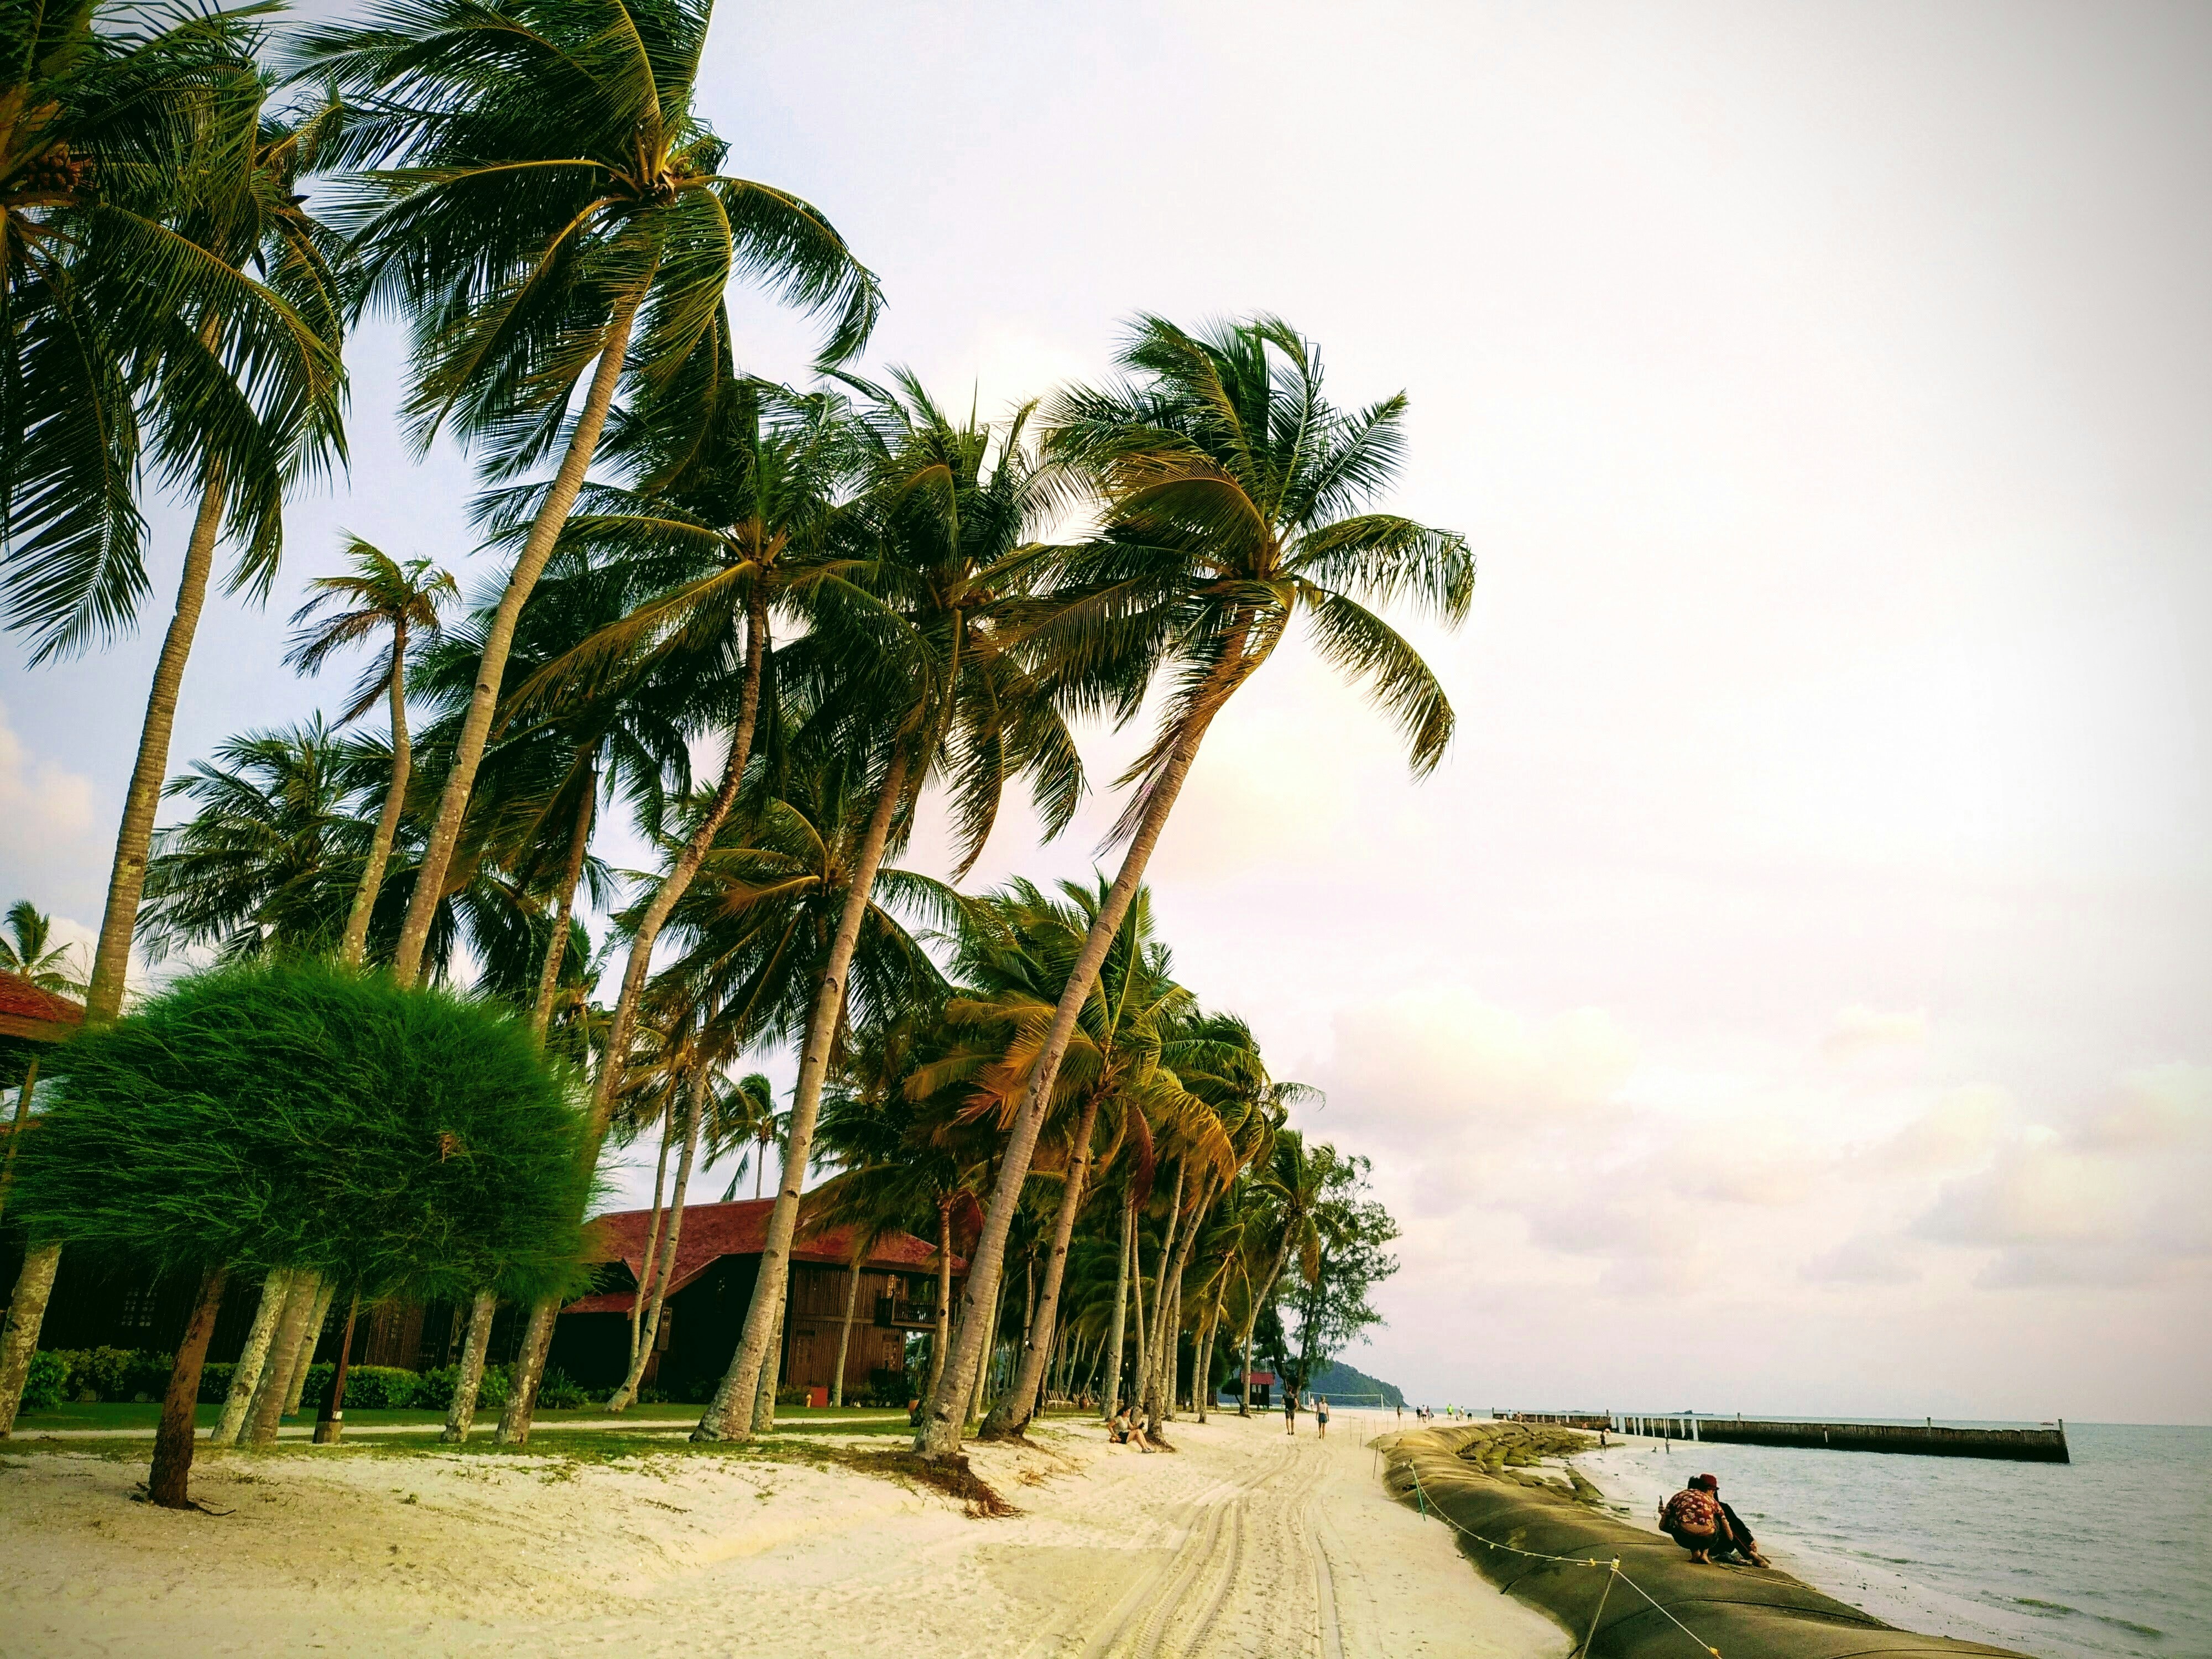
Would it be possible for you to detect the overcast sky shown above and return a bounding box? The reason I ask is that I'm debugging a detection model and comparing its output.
[4,1,2206,1424]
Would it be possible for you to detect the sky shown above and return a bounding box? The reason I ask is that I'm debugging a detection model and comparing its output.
[4,1,2207,1424]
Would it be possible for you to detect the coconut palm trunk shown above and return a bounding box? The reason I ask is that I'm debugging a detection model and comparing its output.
[149,1266,227,1509]
[581,590,769,1135]
[926,1201,953,1399]
[916,645,1248,1457]
[390,302,638,985]
[211,1269,293,1446]
[499,598,771,1442]
[248,1270,322,1446]
[338,618,412,967]
[1240,1240,1289,1417]
[830,1257,862,1408]
[440,1288,497,1442]
[528,754,596,1037]
[984,1089,1103,1438]
[0,1240,61,1434]
[1101,1191,1133,1420]
[0,1057,40,1223]
[609,1065,704,1411]
[494,1296,560,1446]
[283,1277,336,1417]
[695,750,910,1443]
[1139,1165,1185,1419]
[0,474,233,1436]
[1125,1214,1147,1419]
[627,1107,676,1370]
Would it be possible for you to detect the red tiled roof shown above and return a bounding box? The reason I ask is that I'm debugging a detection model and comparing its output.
[1241,1372,1277,1386]
[0,972,84,1042]
[562,1199,958,1316]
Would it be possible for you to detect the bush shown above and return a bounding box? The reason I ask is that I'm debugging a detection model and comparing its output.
[198,1361,235,1404]
[293,1363,425,1410]
[34,1347,176,1404]
[865,1366,910,1408]
[534,1366,586,1410]
[21,1350,66,1410]
[400,1363,512,1413]
[774,1383,811,1408]
[11,962,596,1305]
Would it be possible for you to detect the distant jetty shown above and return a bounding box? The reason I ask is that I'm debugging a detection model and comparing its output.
[1498,1410,2070,1464]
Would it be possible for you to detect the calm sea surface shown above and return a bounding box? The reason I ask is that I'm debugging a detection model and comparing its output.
[1575,1422,2210,1659]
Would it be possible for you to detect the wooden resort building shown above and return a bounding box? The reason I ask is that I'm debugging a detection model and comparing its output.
[549,1199,958,1404]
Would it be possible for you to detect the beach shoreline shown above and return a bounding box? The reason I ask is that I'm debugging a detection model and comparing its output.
[2,1408,1568,1657]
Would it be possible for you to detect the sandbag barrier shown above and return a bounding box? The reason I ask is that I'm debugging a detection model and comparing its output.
[1377,1425,2034,1659]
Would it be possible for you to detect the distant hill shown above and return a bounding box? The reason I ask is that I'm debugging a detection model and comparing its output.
[1300,1359,1403,1408]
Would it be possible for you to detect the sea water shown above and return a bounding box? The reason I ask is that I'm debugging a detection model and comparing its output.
[1575,1422,2210,1659]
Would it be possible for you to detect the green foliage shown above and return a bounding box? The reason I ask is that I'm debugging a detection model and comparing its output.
[10,962,597,1301]
[31,1346,176,1403]
[411,1363,512,1412]
[536,1367,587,1410]
[21,1349,67,1409]
[295,1364,421,1410]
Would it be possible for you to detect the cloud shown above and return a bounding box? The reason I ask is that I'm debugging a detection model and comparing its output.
[1870,1085,2011,1171]
[2075,1063,2212,1151]
[0,699,100,893]
[1915,1139,2130,1249]
[1803,1233,1922,1285]
[1822,1005,1929,1063]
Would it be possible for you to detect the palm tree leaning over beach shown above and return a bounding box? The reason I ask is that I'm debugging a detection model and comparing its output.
[915,315,1474,1458]
[290,0,883,990]
[486,379,862,1436]
[0,72,347,1434]
[285,538,456,966]
[694,380,1084,1443]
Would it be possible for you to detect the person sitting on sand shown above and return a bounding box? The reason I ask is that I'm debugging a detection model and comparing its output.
[1108,1406,1156,1452]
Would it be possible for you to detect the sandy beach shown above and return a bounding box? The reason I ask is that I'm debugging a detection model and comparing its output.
[1,1411,1568,1657]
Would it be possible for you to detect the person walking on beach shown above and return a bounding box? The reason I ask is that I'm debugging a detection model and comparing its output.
[1315,1395,1330,1438]
[1285,1387,1298,1436]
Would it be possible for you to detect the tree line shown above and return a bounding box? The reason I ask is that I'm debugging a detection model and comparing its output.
[0,0,1468,1458]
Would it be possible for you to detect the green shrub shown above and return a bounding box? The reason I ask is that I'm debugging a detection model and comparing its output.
[11,962,598,1303]
[20,1350,66,1410]
[774,1383,811,1408]
[198,1361,236,1404]
[535,1366,586,1410]
[293,1363,427,1410]
[408,1363,511,1412]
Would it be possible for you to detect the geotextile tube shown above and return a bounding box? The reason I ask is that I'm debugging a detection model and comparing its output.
[1379,1425,2034,1659]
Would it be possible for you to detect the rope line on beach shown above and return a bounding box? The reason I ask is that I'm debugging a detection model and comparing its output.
[1402,1464,1724,1658]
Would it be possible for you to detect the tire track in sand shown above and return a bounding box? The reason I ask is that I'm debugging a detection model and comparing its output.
[1075,1438,1302,1659]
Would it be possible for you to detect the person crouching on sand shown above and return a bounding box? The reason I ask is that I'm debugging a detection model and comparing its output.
[1660,1474,1766,1567]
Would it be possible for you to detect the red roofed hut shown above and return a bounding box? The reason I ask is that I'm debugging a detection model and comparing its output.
[0,969,83,1046]
[549,1198,959,1404]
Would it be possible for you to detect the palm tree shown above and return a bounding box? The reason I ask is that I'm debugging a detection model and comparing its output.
[917,316,1472,1458]
[513,378,863,1153]
[920,878,1199,1439]
[291,0,883,985]
[135,718,372,963]
[2,0,276,657]
[0,901,85,993]
[1238,1129,1328,1416]
[695,378,1084,1442]
[284,537,456,964]
[713,1072,784,1202]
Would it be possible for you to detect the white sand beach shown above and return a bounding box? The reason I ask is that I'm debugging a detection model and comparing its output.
[2,1411,1568,1657]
